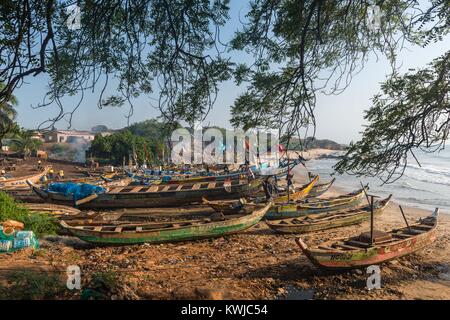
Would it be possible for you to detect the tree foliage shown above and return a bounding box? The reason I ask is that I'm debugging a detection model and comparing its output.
[88,129,150,165]
[10,128,43,157]
[229,0,449,144]
[335,51,450,183]
[0,0,232,128]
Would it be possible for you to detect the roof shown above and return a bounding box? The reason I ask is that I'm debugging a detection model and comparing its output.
[44,130,94,136]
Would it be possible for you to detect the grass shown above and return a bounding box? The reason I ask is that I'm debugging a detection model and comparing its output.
[81,270,121,300]
[0,192,58,236]
[0,270,66,299]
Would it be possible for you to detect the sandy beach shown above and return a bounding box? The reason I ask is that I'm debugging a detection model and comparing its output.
[1,151,449,300]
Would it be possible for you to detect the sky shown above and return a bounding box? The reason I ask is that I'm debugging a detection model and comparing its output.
[13,1,450,145]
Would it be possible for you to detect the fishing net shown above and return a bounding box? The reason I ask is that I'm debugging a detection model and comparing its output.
[0,227,39,253]
[47,182,106,201]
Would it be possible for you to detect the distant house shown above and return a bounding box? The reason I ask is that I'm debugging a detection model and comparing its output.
[43,130,95,143]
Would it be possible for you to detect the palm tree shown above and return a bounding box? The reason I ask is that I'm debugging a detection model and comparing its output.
[10,129,43,159]
[0,83,18,149]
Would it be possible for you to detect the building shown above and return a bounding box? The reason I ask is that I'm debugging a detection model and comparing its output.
[43,130,95,143]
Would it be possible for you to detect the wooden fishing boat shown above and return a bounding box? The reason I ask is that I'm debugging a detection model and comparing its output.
[266,195,392,234]
[295,208,438,269]
[3,188,44,203]
[22,203,82,217]
[27,178,262,209]
[307,178,336,198]
[202,176,320,214]
[59,202,272,245]
[0,167,49,190]
[265,186,368,220]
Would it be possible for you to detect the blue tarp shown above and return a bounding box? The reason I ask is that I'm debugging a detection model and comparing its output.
[47,182,106,201]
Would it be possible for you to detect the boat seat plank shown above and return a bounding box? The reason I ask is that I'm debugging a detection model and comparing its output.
[93,226,103,232]
[318,245,339,251]
[207,182,216,189]
[334,244,360,250]
[147,186,159,192]
[114,227,123,233]
[346,240,372,248]
[136,227,143,232]
[130,186,143,193]
[176,185,184,191]
[109,187,124,193]
[192,183,201,190]
[162,185,171,192]
[393,233,414,238]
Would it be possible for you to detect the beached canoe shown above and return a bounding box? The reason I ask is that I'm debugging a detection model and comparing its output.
[265,186,368,220]
[59,202,273,245]
[295,208,438,269]
[27,178,263,209]
[307,178,336,198]
[202,176,320,214]
[266,195,392,234]
[0,167,49,190]
[22,203,82,216]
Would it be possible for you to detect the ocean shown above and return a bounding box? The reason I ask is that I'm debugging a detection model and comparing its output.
[306,148,450,214]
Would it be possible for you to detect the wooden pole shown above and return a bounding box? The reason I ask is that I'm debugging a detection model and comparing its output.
[360,181,370,205]
[287,155,290,203]
[370,195,374,245]
[399,205,411,232]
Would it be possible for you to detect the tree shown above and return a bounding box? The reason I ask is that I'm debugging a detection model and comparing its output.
[88,130,148,165]
[10,129,43,158]
[229,1,449,146]
[0,82,18,148]
[0,0,231,128]
[335,51,450,183]
[0,1,449,180]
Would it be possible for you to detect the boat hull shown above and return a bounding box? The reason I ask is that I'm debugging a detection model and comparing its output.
[62,203,272,244]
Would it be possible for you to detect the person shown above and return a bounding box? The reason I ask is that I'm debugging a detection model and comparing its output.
[0,169,6,181]
[58,170,64,180]
[37,160,42,170]
[48,168,54,179]
[224,164,229,174]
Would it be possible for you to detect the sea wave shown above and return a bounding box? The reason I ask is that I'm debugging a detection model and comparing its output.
[405,163,450,186]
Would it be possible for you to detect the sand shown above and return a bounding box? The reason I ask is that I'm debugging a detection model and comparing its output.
[0,151,449,300]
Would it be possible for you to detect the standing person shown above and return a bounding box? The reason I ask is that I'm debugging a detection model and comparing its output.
[48,167,54,179]
[37,160,42,171]
[58,170,65,180]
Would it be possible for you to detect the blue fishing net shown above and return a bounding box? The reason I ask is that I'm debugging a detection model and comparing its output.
[47,182,106,201]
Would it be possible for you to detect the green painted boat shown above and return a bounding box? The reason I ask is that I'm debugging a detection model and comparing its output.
[28,178,262,209]
[202,176,320,215]
[265,186,368,220]
[296,208,438,269]
[265,195,392,234]
[59,202,273,245]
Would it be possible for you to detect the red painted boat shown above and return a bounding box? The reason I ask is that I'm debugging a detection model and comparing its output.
[295,208,438,269]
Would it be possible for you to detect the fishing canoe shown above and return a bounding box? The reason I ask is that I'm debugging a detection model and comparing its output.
[307,178,336,198]
[0,167,49,190]
[296,208,438,269]
[59,202,272,245]
[265,185,368,220]
[22,203,82,216]
[28,178,262,209]
[266,195,392,234]
[202,176,320,214]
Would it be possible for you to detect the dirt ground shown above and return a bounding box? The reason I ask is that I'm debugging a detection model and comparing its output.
[0,156,449,300]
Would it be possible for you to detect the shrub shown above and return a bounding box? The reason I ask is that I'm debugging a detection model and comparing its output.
[0,192,58,236]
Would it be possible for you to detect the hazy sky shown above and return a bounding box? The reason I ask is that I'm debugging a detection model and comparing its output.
[13,1,450,145]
